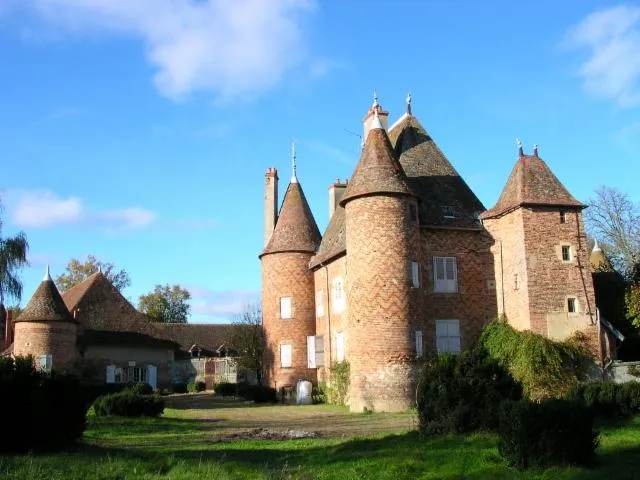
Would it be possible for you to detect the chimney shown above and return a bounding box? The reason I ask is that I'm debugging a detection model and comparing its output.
[329,179,348,218]
[4,309,13,349]
[362,93,389,142]
[264,167,279,246]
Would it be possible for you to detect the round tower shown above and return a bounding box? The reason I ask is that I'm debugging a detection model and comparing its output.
[13,267,78,371]
[341,105,420,412]
[259,147,321,395]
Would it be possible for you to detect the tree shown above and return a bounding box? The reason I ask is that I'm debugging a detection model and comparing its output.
[230,303,265,386]
[585,186,640,277]
[56,255,131,292]
[139,284,191,323]
[0,200,29,338]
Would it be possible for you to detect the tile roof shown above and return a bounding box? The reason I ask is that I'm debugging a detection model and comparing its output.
[260,181,321,257]
[388,114,485,228]
[15,278,75,323]
[340,127,415,206]
[481,154,585,219]
[309,205,346,269]
[152,323,237,357]
[81,329,179,350]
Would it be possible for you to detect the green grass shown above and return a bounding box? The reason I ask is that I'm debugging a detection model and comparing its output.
[1,396,640,479]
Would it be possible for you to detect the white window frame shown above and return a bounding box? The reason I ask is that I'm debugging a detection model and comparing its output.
[316,290,324,317]
[336,331,345,362]
[433,256,458,293]
[281,344,292,368]
[436,319,461,354]
[567,297,579,316]
[411,261,421,288]
[332,277,346,313]
[280,296,292,319]
[415,330,423,358]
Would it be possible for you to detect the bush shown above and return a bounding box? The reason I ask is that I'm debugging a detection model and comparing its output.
[417,347,522,434]
[171,382,188,394]
[240,385,277,403]
[93,392,164,417]
[566,381,640,419]
[126,383,154,395]
[498,399,599,469]
[480,320,592,399]
[322,361,350,406]
[0,356,89,453]
[214,382,237,396]
[187,381,206,393]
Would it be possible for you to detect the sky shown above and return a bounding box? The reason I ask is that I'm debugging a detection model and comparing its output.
[1,1,639,323]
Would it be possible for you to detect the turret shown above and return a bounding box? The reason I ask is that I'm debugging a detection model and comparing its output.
[259,145,321,395]
[341,102,420,412]
[13,266,78,371]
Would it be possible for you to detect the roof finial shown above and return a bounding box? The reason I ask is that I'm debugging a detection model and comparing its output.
[406,92,412,115]
[533,144,539,157]
[516,138,523,157]
[44,265,52,281]
[290,139,298,183]
[593,238,602,252]
[373,90,378,107]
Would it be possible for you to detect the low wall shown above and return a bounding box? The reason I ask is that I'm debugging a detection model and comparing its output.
[605,361,640,383]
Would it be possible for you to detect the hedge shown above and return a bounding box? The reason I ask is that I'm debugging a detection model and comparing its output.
[92,392,164,417]
[566,381,640,419]
[187,381,206,393]
[214,382,237,396]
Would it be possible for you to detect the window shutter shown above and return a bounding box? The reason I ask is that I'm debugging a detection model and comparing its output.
[446,257,457,292]
[336,332,345,362]
[147,365,157,389]
[315,335,325,367]
[281,344,292,368]
[307,336,316,368]
[106,365,116,384]
[415,330,423,357]
[411,261,420,288]
[280,297,292,319]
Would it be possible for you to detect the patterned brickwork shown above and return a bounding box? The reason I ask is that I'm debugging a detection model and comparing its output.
[345,194,420,412]
[13,322,77,370]
[261,252,317,391]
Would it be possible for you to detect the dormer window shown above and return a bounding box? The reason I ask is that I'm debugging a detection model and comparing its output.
[442,206,456,219]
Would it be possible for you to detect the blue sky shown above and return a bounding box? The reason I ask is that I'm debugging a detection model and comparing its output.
[1,1,639,323]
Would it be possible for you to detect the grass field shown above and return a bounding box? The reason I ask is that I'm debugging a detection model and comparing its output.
[1,393,640,479]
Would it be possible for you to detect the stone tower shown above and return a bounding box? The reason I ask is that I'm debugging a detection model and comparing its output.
[260,151,321,392]
[340,107,420,412]
[13,267,78,371]
[481,145,599,352]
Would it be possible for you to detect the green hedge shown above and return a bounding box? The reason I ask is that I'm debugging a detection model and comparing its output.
[417,348,522,434]
[187,381,206,393]
[566,381,640,419]
[498,399,599,469]
[214,382,237,396]
[171,382,188,394]
[92,392,164,417]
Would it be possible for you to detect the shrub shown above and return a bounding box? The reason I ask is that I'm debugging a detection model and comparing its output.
[498,399,599,470]
[417,347,522,434]
[479,320,592,399]
[125,383,154,395]
[566,381,640,419]
[171,382,188,394]
[240,385,277,403]
[214,382,237,396]
[322,361,350,406]
[93,392,164,417]
[0,356,89,453]
[187,381,206,393]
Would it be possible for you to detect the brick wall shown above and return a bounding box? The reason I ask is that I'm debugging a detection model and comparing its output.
[13,322,77,370]
[261,252,317,392]
[345,195,419,412]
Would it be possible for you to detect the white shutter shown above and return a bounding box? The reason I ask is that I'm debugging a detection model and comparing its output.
[106,365,116,384]
[415,330,423,357]
[446,257,457,292]
[411,261,420,288]
[281,344,292,368]
[336,332,345,362]
[315,335,325,367]
[332,278,345,313]
[280,297,292,319]
[316,290,324,317]
[434,257,445,291]
[307,336,316,368]
[147,365,157,389]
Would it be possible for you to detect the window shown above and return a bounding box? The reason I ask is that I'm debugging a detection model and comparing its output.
[433,256,458,293]
[336,331,345,362]
[415,330,423,358]
[436,320,461,354]
[332,277,346,313]
[411,261,421,288]
[280,297,292,319]
[307,335,325,368]
[562,245,571,262]
[409,204,418,223]
[442,206,456,219]
[567,297,577,314]
[108,366,148,384]
[38,354,52,373]
[280,344,292,368]
[316,290,324,317]
[514,274,519,290]
[560,211,567,224]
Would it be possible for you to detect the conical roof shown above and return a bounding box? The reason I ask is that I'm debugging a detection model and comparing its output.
[481,153,584,219]
[15,275,75,323]
[590,240,611,271]
[340,127,415,206]
[260,181,321,257]
[389,113,485,228]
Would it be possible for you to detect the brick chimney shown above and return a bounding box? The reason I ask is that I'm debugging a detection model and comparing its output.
[329,178,348,218]
[363,92,389,141]
[264,167,279,246]
[4,309,13,350]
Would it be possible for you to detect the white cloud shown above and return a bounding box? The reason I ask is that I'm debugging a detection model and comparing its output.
[6,189,156,231]
[189,287,259,319]
[25,0,317,101]
[565,5,640,107]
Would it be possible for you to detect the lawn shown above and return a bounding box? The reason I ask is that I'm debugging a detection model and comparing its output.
[1,394,640,479]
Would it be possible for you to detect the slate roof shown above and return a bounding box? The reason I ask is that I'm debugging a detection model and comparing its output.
[260,181,321,257]
[153,323,237,357]
[309,204,346,268]
[481,153,584,219]
[15,277,75,324]
[388,113,485,228]
[339,127,415,206]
